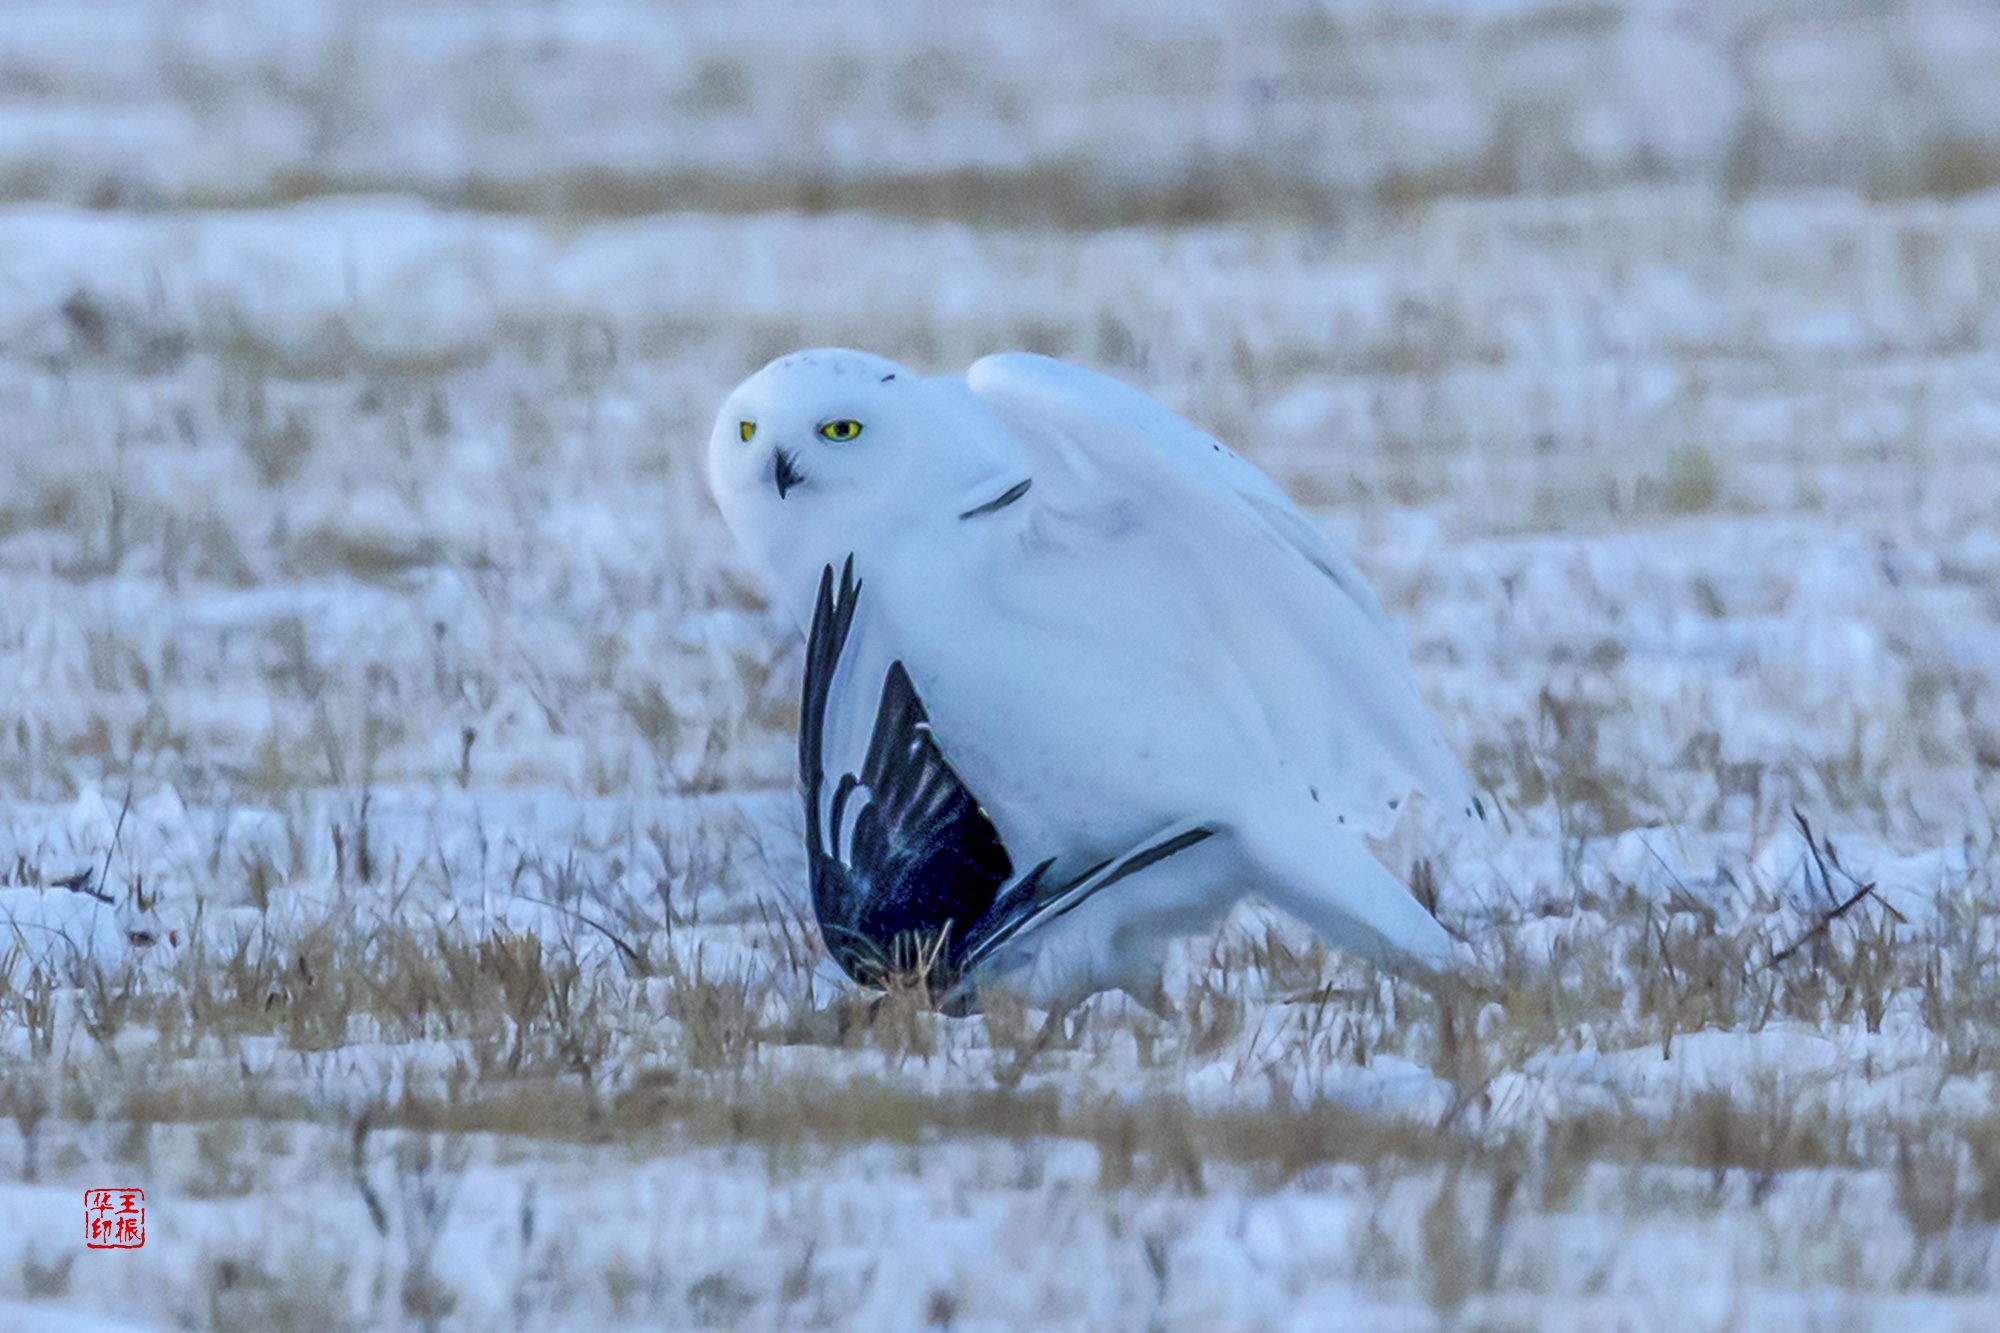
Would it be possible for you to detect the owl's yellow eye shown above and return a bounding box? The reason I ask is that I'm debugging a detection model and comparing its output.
[738,420,756,442]
[818,419,864,443]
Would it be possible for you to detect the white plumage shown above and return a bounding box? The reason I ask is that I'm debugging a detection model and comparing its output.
[708,348,1479,1007]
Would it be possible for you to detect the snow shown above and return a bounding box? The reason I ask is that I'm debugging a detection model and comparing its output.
[1,0,1999,1328]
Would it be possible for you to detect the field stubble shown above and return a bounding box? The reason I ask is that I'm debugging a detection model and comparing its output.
[3,2,2000,1328]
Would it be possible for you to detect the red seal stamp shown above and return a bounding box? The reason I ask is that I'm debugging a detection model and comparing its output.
[84,1188,145,1249]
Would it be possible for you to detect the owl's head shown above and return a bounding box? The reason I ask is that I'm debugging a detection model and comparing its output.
[707,348,1029,625]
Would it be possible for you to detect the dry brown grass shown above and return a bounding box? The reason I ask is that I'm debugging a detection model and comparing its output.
[1,822,1986,1169]
[5,787,1998,1326]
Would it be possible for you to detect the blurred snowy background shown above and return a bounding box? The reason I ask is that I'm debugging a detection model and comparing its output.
[1,1,1999,1329]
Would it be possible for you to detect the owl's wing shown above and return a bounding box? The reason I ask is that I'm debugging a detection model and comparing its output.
[966,352,1396,636]
[802,558,1225,1003]
[800,558,1013,986]
[946,820,1215,993]
[963,353,1483,837]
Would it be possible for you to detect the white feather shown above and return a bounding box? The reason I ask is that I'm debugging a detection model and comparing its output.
[963,354,1480,832]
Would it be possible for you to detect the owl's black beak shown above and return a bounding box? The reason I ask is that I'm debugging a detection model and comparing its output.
[773,448,804,499]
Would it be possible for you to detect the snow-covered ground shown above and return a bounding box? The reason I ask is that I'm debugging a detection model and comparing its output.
[3,1,2000,1329]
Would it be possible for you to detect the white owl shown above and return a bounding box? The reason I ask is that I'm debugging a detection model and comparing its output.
[708,349,1479,1009]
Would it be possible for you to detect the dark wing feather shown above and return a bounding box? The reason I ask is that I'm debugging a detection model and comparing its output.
[800,559,1215,1010]
[952,823,1214,983]
[800,558,861,935]
[800,559,1012,989]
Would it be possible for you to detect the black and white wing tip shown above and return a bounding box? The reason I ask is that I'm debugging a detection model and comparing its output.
[935,819,1216,1012]
[801,558,1011,998]
[800,558,1218,1013]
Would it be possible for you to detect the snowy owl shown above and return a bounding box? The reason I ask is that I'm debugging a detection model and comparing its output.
[708,348,1481,1009]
